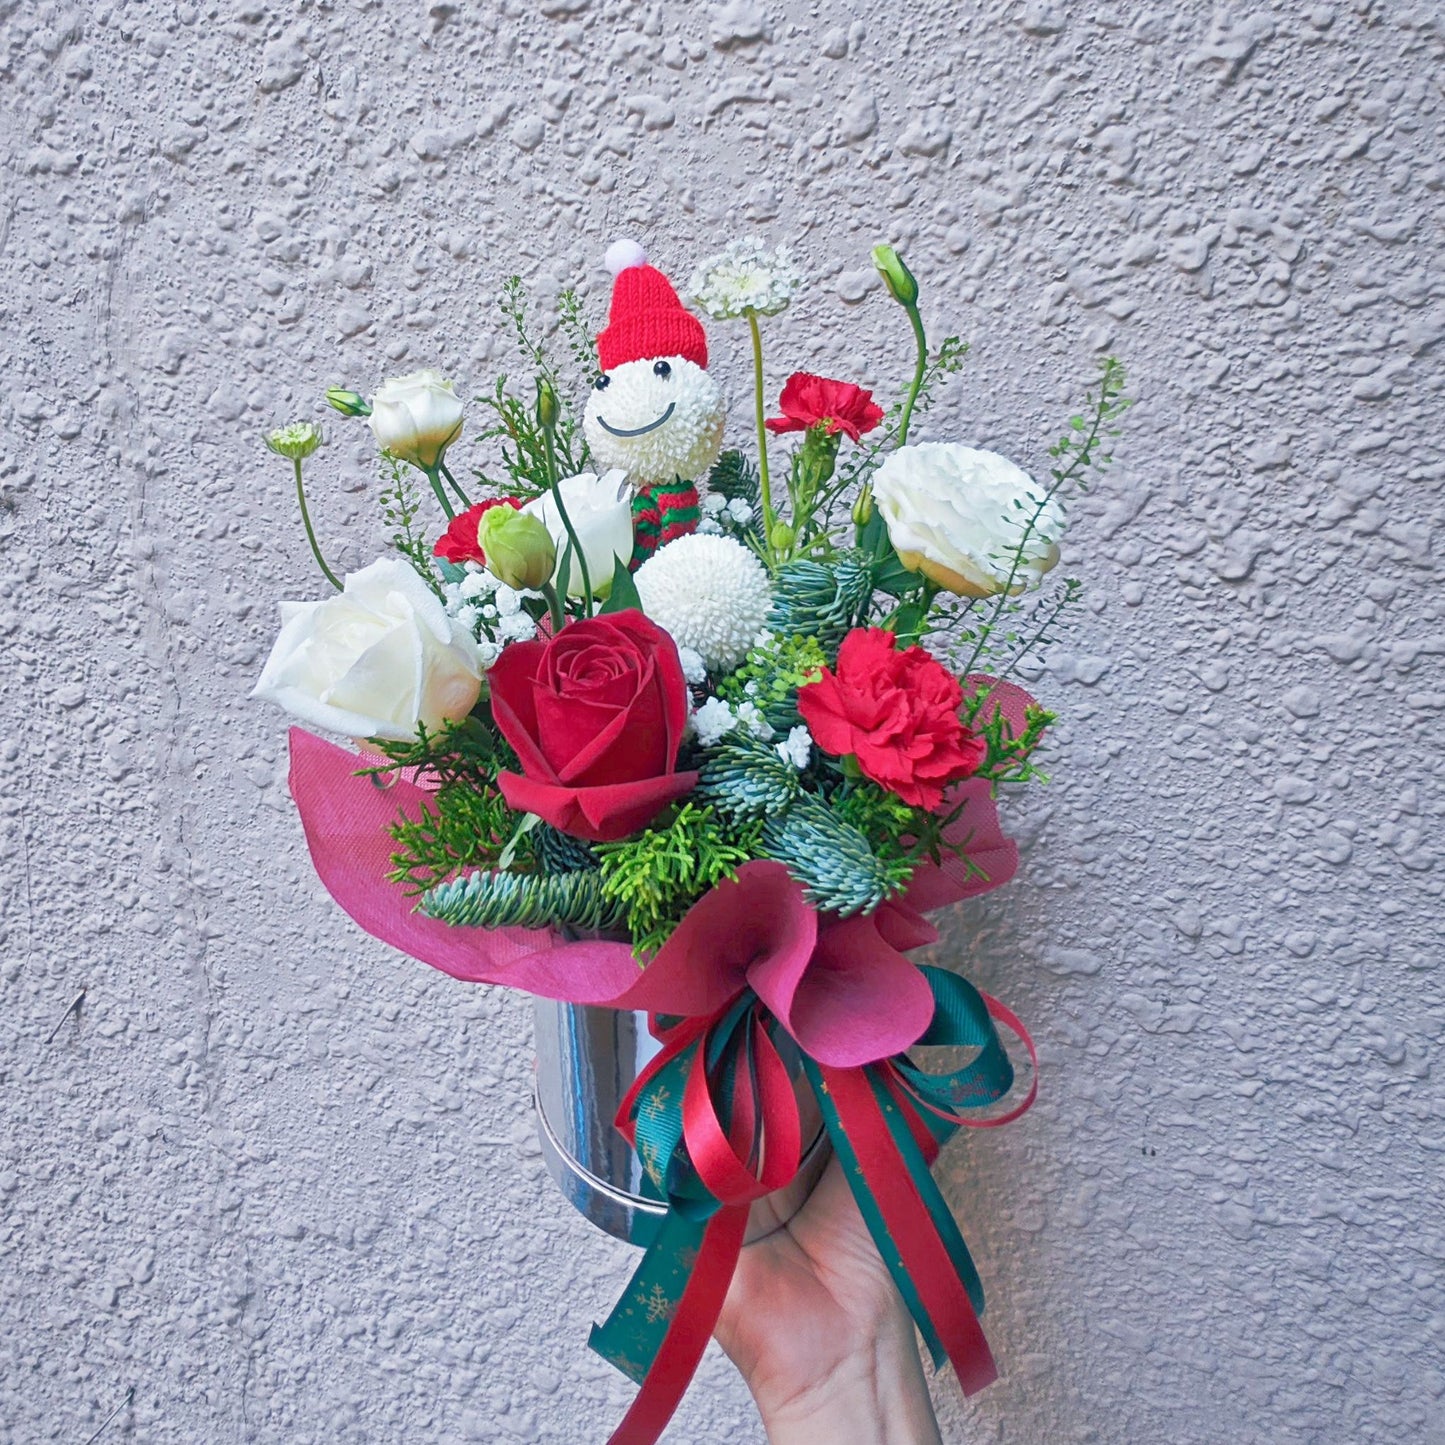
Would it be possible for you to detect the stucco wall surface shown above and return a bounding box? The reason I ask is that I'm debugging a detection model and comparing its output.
[2,2,1442,1441]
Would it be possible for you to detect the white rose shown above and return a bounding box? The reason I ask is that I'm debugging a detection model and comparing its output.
[523,469,635,597]
[252,558,483,741]
[871,443,1066,597]
[367,368,464,469]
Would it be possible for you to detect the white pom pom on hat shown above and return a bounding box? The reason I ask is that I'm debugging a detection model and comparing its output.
[604,238,648,276]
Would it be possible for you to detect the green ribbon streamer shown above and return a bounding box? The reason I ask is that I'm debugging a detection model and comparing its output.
[804,967,1016,1369]
[591,969,1018,1386]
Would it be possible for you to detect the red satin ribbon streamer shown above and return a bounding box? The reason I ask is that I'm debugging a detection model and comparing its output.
[607,1003,803,1445]
[819,1063,999,1396]
[605,992,1035,1439]
[605,1205,749,1445]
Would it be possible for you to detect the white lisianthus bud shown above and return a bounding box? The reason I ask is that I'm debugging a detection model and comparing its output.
[252,558,483,741]
[523,469,635,598]
[871,443,1066,598]
[367,369,464,469]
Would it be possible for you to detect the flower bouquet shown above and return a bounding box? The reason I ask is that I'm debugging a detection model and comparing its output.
[254,237,1127,1443]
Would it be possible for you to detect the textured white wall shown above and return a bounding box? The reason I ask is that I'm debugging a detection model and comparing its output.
[3,2,1442,1442]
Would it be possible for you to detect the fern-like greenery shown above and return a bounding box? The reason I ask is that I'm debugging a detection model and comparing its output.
[595,804,763,956]
[468,277,592,497]
[422,868,626,932]
[967,694,1056,786]
[362,713,510,792]
[534,823,600,874]
[386,785,530,895]
[557,288,598,378]
[959,359,1129,676]
[706,450,760,506]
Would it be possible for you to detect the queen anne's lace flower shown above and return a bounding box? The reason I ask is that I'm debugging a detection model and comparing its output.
[688,239,802,321]
[634,533,772,672]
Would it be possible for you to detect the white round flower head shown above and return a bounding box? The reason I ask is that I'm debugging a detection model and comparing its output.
[872,443,1067,598]
[583,356,725,486]
[688,238,803,321]
[634,533,772,673]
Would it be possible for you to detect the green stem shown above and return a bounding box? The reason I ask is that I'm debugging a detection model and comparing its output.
[896,304,928,446]
[438,460,471,507]
[422,464,456,520]
[294,459,341,590]
[540,581,566,634]
[746,309,777,563]
[541,421,592,618]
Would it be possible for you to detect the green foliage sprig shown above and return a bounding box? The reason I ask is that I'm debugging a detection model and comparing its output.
[967,695,1056,787]
[363,714,510,792]
[557,288,599,378]
[697,733,803,821]
[470,278,592,498]
[716,634,827,732]
[423,868,625,932]
[595,804,763,956]
[708,450,761,507]
[387,784,530,895]
[769,552,875,657]
[379,454,441,592]
[760,793,914,917]
[958,359,1129,677]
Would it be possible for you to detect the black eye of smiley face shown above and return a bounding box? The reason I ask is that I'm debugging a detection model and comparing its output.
[593,374,610,391]
[653,360,671,379]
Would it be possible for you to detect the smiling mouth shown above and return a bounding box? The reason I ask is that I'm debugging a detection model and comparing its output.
[596,402,676,438]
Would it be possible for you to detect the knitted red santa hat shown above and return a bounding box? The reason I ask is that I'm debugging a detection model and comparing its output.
[596,240,708,373]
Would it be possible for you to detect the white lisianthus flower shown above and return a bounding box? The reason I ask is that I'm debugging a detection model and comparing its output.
[252,558,483,741]
[691,696,738,747]
[523,469,635,598]
[688,239,802,321]
[634,533,772,672]
[367,368,464,469]
[871,443,1066,598]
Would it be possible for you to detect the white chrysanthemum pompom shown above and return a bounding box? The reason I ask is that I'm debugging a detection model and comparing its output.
[635,533,772,673]
[583,356,725,486]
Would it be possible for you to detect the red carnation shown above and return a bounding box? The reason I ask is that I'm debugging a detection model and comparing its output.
[488,609,698,843]
[765,373,885,444]
[798,629,984,810]
[433,497,521,565]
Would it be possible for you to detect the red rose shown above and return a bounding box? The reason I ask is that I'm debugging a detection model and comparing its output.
[433,497,521,565]
[797,628,984,810]
[765,373,885,443]
[488,609,698,843]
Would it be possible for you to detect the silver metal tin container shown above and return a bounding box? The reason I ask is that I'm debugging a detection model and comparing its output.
[534,998,830,1247]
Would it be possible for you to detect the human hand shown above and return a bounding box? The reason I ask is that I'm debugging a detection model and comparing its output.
[714,1156,943,1445]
